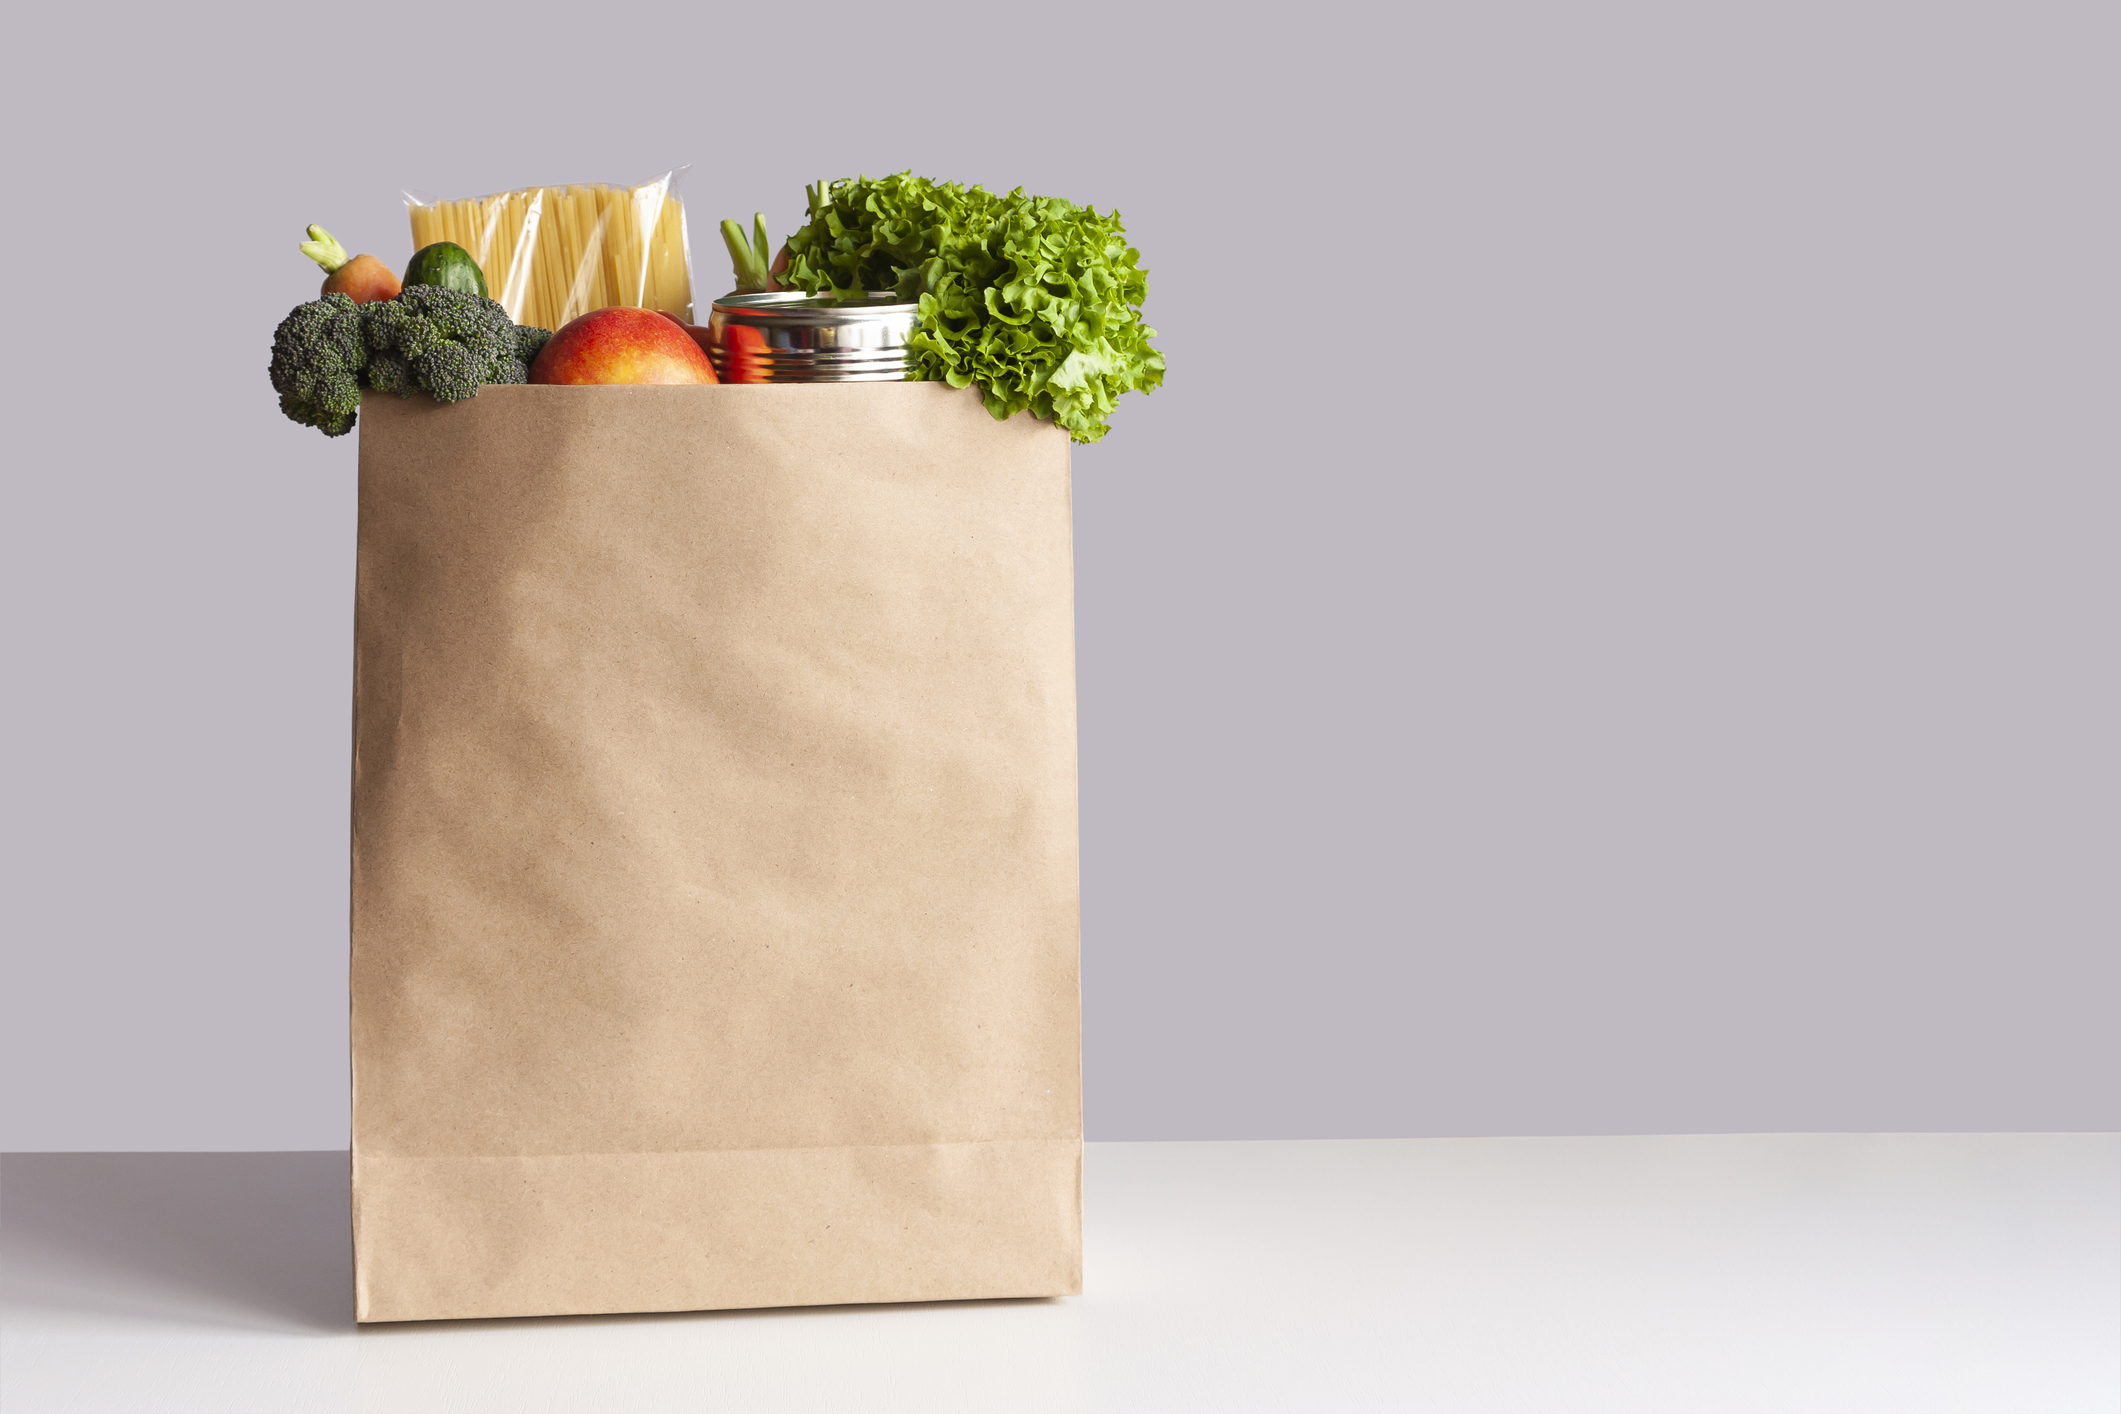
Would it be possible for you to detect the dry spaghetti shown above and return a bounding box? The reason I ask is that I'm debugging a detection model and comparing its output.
[407,172,693,332]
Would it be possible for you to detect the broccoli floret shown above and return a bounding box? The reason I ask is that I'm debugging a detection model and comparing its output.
[487,325,551,385]
[515,324,552,365]
[268,289,551,436]
[363,285,523,404]
[269,293,368,437]
[363,349,416,397]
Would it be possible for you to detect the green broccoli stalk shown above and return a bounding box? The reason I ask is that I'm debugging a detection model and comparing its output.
[268,293,369,437]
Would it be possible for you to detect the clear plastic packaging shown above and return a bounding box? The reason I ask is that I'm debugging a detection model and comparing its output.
[405,167,693,332]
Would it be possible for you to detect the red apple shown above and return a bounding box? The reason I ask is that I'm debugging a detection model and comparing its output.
[529,306,718,385]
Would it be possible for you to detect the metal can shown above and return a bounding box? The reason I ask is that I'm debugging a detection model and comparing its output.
[704,292,920,383]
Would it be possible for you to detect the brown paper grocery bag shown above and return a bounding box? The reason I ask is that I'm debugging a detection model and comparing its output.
[350,383,1081,1323]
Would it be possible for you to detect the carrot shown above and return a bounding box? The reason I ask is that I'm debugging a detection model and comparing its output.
[300,225,402,304]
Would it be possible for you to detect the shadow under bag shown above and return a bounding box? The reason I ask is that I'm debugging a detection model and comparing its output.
[350,383,1082,1322]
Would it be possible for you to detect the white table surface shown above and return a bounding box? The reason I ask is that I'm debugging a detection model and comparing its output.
[2,1135,2115,1413]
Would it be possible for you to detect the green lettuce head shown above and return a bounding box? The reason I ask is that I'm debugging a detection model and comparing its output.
[777,173,1164,443]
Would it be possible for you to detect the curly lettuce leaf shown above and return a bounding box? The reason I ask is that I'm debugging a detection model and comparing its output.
[778,173,1163,443]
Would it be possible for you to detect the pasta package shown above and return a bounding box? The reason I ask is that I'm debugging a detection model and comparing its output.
[406,168,694,331]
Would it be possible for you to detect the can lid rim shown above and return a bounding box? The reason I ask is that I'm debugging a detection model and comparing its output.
[712,291,918,317]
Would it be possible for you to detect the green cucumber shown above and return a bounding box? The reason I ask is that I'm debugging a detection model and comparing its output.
[402,242,488,298]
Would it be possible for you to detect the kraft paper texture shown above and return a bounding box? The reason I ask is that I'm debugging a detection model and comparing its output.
[350,384,1082,1322]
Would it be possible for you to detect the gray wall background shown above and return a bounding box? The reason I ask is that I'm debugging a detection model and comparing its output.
[1,3,2112,1150]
